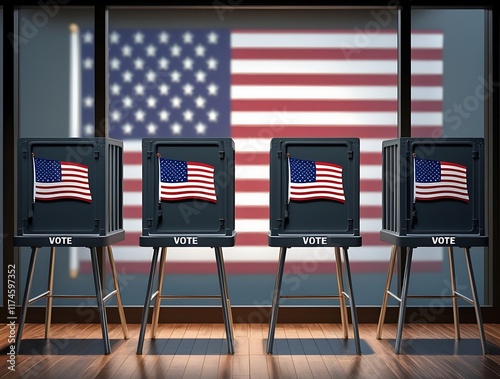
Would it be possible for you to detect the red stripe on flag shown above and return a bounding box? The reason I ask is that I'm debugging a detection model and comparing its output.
[411,49,443,60]
[124,179,142,191]
[360,180,382,192]
[361,206,382,219]
[232,100,442,112]
[235,180,269,192]
[411,126,443,138]
[124,152,142,165]
[235,153,270,165]
[231,74,442,86]
[232,100,398,112]
[360,154,382,165]
[236,206,268,219]
[124,205,141,219]
[232,74,398,86]
[232,48,442,60]
[232,48,399,60]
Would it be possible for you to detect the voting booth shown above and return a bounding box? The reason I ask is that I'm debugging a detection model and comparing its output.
[377,138,488,354]
[137,138,236,355]
[14,138,128,354]
[266,138,362,354]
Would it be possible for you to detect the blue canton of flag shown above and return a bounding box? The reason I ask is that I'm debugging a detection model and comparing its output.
[414,157,469,202]
[159,157,217,203]
[160,158,188,183]
[415,158,441,182]
[81,29,231,139]
[288,157,345,203]
[290,158,316,183]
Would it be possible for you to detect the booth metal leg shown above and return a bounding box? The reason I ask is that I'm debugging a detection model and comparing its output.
[15,247,39,354]
[464,247,487,355]
[137,247,160,355]
[448,247,460,340]
[107,246,129,339]
[341,247,361,355]
[151,247,167,339]
[376,245,397,339]
[266,247,287,354]
[215,247,235,355]
[395,247,413,354]
[334,247,349,339]
[44,247,56,339]
[90,247,111,355]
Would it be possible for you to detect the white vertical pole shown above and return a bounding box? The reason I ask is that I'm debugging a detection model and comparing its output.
[69,23,81,279]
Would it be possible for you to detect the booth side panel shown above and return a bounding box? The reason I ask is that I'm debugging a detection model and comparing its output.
[104,141,123,235]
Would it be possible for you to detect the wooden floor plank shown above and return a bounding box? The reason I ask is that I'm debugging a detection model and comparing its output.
[3,323,500,378]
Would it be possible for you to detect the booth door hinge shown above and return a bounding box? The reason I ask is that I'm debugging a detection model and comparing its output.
[277,150,282,159]
[348,219,353,229]
[277,218,282,226]
[219,150,225,159]
[94,219,99,227]
[94,151,100,159]
[347,150,353,159]
[473,219,479,226]
[472,151,479,159]
[219,218,225,227]
[147,150,153,159]
[147,218,153,227]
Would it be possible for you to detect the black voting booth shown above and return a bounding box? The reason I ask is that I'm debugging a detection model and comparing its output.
[14,138,129,355]
[376,138,488,354]
[267,138,362,354]
[137,138,236,355]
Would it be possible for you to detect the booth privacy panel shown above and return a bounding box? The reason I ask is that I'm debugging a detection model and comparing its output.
[381,138,487,247]
[16,138,124,246]
[268,138,361,247]
[140,138,235,247]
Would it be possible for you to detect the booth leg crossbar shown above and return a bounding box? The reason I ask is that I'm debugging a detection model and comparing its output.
[136,246,235,355]
[376,245,487,355]
[266,246,361,355]
[15,246,129,355]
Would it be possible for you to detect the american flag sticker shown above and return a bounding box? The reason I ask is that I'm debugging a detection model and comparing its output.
[414,157,469,203]
[33,157,92,203]
[158,157,217,203]
[288,157,345,203]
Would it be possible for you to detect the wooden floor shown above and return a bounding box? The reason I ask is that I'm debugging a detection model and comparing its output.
[1,323,500,378]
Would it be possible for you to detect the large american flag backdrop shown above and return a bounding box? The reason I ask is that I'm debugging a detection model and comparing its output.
[80,28,444,274]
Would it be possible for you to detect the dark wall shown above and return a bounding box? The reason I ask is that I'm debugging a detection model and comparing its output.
[19,8,94,137]
[413,9,485,138]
